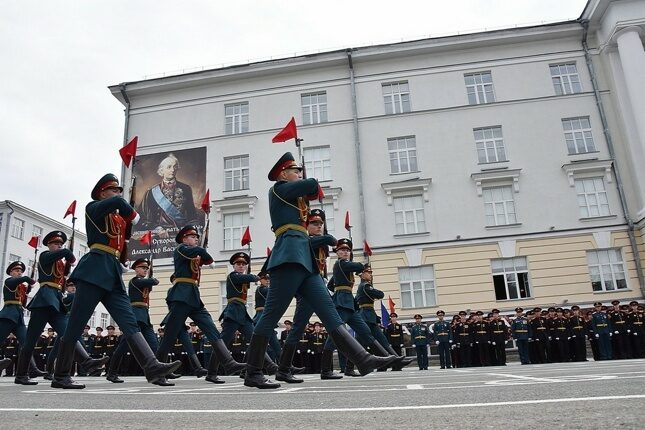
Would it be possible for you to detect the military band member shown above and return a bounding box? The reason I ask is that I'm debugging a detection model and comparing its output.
[453,311,472,367]
[411,314,430,370]
[244,152,395,389]
[432,310,452,369]
[569,305,587,361]
[0,262,36,377]
[511,307,530,365]
[156,225,244,385]
[591,302,612,360]
[386,313,406,371]
[52,174,181,389]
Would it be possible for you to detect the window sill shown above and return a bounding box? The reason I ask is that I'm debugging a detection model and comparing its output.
[579,215,617,222]
[567,150,600,157]
[222,188,250,194]
[478,160,509,166]
[394,232,430,238]
[485,223,522,230]
[592,289,631,294]
[390,171,422,176]
[495,297,534,302]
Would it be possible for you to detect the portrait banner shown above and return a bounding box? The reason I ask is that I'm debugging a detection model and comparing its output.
[128,147,207,261]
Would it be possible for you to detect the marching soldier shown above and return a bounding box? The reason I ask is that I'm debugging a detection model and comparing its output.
[432,310,452,369]
[609,300,631,359]
[51,174,181,389]
[1,261,36,377]
[155,225,244,385]
[489,309,508,366]
[510,307,530,365]
[591,302,612,360]
[244,152,395,389]
[453,311,472,367]
[386,313,406,371]
[569,305,587,361]
[411,314,430,370]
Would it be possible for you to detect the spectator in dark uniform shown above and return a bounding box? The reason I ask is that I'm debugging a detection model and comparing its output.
[386,313,406,371]
[411,314,430,370]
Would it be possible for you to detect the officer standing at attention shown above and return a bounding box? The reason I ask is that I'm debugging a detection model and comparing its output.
[432,310,452,369]
[608,300,630,359]
[51,174,181,389]
[511,307,530,365]
[243,152,395,389]
[156,225,245,385]
[386,313,406,371]
[569,305,587,361]
[0,262,36,376]
[411,314,430,370]
[489,309,508,366]
[591,302,612,360]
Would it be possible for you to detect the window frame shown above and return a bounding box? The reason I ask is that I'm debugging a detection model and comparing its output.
[388,136,418,174]
[464,71,495,105]
[587,248,628,292]
[301,92,328,125]
[303,146,332,181]
[224,102,249,135]
[393,194,427,235]
[474,126,507,164]
[222,211,250,251]
[574,177,610,219]
[382,81,411,115]
[562,116,596,155]
[482,186,517,227]
[491,257,532,301]
[550,62,582,95]
[224,154,250,192]
[11,217,25,239]
[399,265,436,309]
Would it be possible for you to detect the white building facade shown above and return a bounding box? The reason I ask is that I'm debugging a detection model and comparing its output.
[110,0,645,324]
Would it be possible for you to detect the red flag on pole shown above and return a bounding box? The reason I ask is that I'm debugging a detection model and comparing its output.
[201,189,211,214]
[317,185,325,201]
[266,247,272,257]
[271,117,298,143]
[344,211,351,231]
[140,231,152,246]
[28,236,39,249]
[363,240,373,256]
[119,136,138,168]
[64,200,77,219]
[241,226,252,247]
[388,296,396,315]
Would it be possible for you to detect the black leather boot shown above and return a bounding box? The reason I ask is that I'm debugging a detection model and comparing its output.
[275,343,303,383]
[75,342,109,375]
[212,339,245,375]
[44,349,55,380]
[189,354,208,378]
[51,338,85,389]
[205,353,225,384]
[320,349,343,380]
[0,358,12,375]
[28,357,46,378]
[243,335,280,389]
[371,341,413,370]
[127,333,181,384]
[264,353,278,375]
[385,343,414,368]
[330,326,397,376]
[105,354,124,383]
[344,360,360,377]
[14,349,38,385]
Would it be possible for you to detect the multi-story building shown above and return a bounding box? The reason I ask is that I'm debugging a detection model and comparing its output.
[0,200,111,330]
[109,0,645,324]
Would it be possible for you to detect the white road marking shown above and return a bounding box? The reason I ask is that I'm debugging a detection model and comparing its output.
[486,372,563,383]
[406,384,424,390]
[1,395,644,414]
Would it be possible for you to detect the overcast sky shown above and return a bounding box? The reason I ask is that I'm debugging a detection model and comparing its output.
[1,0,587,231]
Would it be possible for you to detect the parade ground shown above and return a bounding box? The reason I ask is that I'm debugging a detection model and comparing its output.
[1,359,644,429]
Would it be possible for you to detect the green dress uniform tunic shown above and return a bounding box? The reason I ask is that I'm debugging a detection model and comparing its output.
[0,276,34,344]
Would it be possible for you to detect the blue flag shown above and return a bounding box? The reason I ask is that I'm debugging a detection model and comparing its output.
[381,302,390,328]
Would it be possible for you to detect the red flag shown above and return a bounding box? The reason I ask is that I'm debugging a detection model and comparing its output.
[28,236,39,249]
[317,185,325,201]
[140,231,152,246]
[241,226,252,247]
[388,296,396,315]
[363,240,372,256]
[266,247,272,257]
[119,136,138,168]
[271,117,298,143]
[201,189,211,214]
[63,200,77,219]
[344,211,351,231]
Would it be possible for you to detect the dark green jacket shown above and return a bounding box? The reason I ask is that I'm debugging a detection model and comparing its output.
[166,244,213,309]
[70,197,137,291]
[330,259,364,312]
[0,276,33,323]
[129,276,158,325]
[411,323,430,346]
[29,249,74,312]
[221,271,257,325]
[266,179,319,273]
[356,281,384,325]
[253,284,269,324]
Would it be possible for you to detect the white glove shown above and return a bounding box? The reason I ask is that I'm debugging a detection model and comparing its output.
[548,336,552,341]
[567,337,571,340]
[634,333,638,336]
[595,334,599,338]
[627,330,631,333]
[609,333,613,337]
[120,264,130,274]
[614,331,619,334]
[492,342,496,346]
[449,340,453,343]
[555,338,559,341]
[209,263,216,269]
[435,341,439,345]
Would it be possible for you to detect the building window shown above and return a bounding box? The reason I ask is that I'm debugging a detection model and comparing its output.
[388,136,418,174]
[309,200,335,235]
[382,81,411,114]
[492,257,531,300]
[224,155,250,191]
[483,186,517,226]
[220,281,254,314]
[474,126,507,163]
[393,195,426,235]
[587,249,628,292]
[399,265,436,308]
[223,212,249,250]
[100,313,109,328]
[9,253,21,262]
[11,218,25,239]
[32,225,43,239]
[575,177,610,218]
[550,63,582,95]
[465,72,495,105]
[301,92,327,125]
[79,245,88,259]
[563,117,595,154]
[0,213,4,234]
[88,313,96,330]
[225,102,249,135]
[304,146,332,181]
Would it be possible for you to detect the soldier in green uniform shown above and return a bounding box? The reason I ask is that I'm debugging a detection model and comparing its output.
[244,152,395,389]
[156,225,245,384]
[510,307,530,364]
[432,310,452,369]
[51,174,182,389]
[386,313,406,371]
[411,314,429,370]
[591,302,612,360]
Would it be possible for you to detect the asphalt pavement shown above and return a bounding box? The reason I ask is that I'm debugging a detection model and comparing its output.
[1,359,644,429]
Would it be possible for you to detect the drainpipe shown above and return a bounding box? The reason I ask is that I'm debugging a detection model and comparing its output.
[346,49,368,244]
[1,200,15,278]
[580,20,645,294]
[119,84,132,186]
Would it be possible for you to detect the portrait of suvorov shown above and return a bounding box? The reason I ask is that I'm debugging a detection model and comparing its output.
[137,153,201,239]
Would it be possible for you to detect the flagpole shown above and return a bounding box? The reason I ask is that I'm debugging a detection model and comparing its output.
[148,231,154,279]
